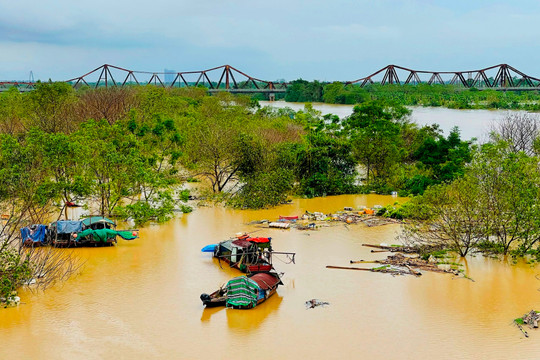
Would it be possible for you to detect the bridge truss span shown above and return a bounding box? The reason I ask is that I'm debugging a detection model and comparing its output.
[346,64,540,89]
[65,64,288,92]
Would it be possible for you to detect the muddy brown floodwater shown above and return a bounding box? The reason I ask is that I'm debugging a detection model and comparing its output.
[2,194,540,359]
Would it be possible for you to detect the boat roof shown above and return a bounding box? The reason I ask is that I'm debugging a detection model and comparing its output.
[250,273,281,290]
[232,239,253,248]
[81,216,116,226]
[53,220,83,234]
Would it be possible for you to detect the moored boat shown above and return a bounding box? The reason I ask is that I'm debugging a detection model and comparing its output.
[45,216,138,247]
[200,272,282,309]
[202,233,295,273]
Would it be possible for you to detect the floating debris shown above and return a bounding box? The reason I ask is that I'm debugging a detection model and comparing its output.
[1,295,21,308]
[329,253,464,277]
[269,222,290,229]
[362,243,428,254]
[515,310,540,337]
[296,223,317,231]
[247,219,268,225]
[305,299,330,309]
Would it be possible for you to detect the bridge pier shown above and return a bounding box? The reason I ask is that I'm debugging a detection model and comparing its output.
[268,93,275,101]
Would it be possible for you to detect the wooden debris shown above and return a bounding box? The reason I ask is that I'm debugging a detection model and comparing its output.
[378,254,460,275]
[327,265,373,271]
[362,243,419,254]
[514,310,540,337]
[523,310,540,328]
[516,322,529,338]
[327,264,421,277]
[335,254,463,277]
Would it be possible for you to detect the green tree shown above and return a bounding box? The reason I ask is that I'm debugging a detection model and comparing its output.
[75,120,141,216]
[26,82,77,133]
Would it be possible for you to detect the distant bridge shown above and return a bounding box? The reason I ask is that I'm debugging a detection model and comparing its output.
[346,64,540,89]
[1,63,540,93]
[66,64,288,94]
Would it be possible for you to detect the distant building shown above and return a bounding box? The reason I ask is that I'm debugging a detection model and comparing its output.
[164,69,176,84]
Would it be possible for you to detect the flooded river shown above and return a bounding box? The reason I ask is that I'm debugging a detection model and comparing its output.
[2,194,540,359]
[259,101,524,141]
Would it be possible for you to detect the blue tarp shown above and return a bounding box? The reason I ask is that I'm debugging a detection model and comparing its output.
[21,225,47,244]
[201,244,216,252]
[55,220,83,234]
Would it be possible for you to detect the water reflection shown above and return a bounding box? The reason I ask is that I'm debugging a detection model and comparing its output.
[226,294,283,330]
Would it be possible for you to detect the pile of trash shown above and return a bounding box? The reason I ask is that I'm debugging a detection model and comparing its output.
[305,299,330,309]
[250,206,401,231]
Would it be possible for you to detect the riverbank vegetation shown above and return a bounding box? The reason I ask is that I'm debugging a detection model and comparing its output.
[283,80,540,111]
[2,82,540,301]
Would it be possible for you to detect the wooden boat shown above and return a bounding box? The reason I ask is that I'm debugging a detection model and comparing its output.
[46,216,137,247]
[200,272,282,309]
[203,234,295,273]
[279,215,298,221]
[209,235,274,273]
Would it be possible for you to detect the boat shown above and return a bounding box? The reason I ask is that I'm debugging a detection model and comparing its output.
[200,272,282,309]
[46,216,138,247]
[202,233,295,273]
[211,234,274,273]
[76,216,132,246]
[279,215,298,221]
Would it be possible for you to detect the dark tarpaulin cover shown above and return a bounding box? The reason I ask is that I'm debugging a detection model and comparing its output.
[20,225,47,244]
[56,220,83,234]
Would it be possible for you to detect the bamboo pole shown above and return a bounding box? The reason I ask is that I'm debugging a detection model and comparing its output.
[326,265,372,271]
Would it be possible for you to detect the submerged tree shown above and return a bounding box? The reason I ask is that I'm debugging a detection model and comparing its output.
[400,176,483,257]
[0,134,79,303]
[490,112,540,156]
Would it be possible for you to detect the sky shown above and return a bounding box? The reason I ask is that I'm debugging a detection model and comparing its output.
[0,0,539,82]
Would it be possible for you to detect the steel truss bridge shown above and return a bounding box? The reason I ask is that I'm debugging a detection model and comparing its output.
[346,64,540,90]
[1,63,540,93]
